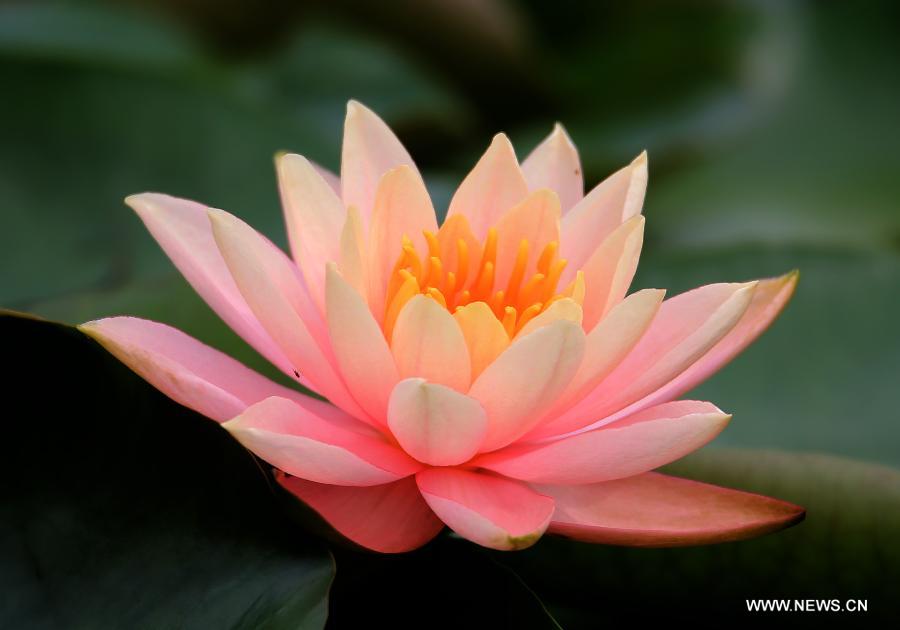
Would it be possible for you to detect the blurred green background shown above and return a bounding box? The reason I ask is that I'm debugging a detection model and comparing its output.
[1,0,898,468]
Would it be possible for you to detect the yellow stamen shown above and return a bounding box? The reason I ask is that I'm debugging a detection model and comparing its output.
[504,240,529,305]
[516,303,543,334]
[518,273,546,310]
[455,239,469,289]
[473,261,494,300]
[424,230,440,259]
[425,256,443,288]
[426,286,447,308]
[501,306,517,338]
[537,241,558,276]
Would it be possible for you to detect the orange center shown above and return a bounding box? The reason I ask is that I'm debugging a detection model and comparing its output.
[382,216,584,341]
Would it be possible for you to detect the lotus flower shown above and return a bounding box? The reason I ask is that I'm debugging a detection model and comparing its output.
[80,101,804,552]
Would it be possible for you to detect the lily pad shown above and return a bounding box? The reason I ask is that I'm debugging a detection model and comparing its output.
[1,311,334,629]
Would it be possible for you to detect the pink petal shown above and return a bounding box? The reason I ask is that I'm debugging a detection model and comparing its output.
[367,165,438,321]
[338,206,368,301]
[606,271,799,423]
[469,320,586,451]
[492,189,562,290]
[475,400,730,484]
[125,193,294,378]
[416,468,554,551]
[341,100,419,224]
[387,378,487,466]
[579,215,645,330]
[224,397,420,486]
[391,295,471,391]
[276,153,345,315]
[325,264,399,425]
[208,208,368,421]
[527,289,664,437]
[278,474,444,553]
[537,472,805,546]
[560,152,647,284]
[78,317,338,424]
[446,133,529,238]
[521,123,583,213]
[539,281,756,438]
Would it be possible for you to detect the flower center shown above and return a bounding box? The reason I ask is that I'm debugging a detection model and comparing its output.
[383,218,583,341]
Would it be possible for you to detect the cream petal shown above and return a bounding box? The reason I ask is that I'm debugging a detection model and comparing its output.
[469,320,585,451]
[387,378,487,466]
[452,301,510,379]
[446,133,529,238]
[326,264,399,425]
[390,295,471,391]
[341,100,419,223]
[276,153,345,315]
[521,123,583,213]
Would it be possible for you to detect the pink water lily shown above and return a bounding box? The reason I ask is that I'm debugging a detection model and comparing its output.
[80,101,804,552]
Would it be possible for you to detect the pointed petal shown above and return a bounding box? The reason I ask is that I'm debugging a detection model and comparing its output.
[608,271,800,423]
[416,469,554,551]
[78,317,325,423]
[579,215,645,329]
[560,152,647,281]
[208,208,367,420]
[521,123,583,213]
[276,153,345,314]
[309,160,341,195]
[476,401,730,484]
[390,295,471,391]
[446,134,529,238]
[278,475,443,553]
[537,472,805,546]
[453,301,510,379]
[326,264,399,425]
[387,378,487,466]
[341,100,418,223]
[125,193,293,377]
[367,165,438,321]
[493,189,561,289]
[224,397,420,486]
[469,320,585,451]
[541,282,756,437]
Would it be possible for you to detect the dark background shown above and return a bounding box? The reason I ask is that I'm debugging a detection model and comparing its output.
[1,1,899,626]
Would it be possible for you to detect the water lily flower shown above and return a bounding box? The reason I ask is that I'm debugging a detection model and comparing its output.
[80,101,804,553]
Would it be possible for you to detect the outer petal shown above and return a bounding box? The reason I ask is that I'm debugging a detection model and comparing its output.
[453,301,510,379]
[276,153,345,314]
[560,151,647,283]
[391,295,471,391]
[224,397,420,486]
[367,166,438,321]
[493,189,561,289]
[416,469,554,551]
[125,193,293,377]
[579,215,645,330]
[605,271,799,424]
[446,134,529,238]
[209,209,367,420]
[475,401,730,484]
[78,317,326,423]
[469,320,585,451]
[341,100,419,223]
[387,378,487,466]
[540,282,756,438]
[326,264,399,425]
[537,472,805,546]
[516,297,582,338]
[278,474,443,553]
[521,123,583,213]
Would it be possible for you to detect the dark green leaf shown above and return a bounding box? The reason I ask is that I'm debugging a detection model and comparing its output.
[0,311,334,629]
